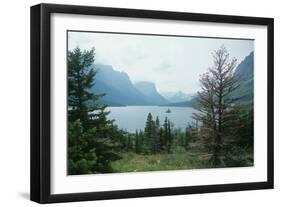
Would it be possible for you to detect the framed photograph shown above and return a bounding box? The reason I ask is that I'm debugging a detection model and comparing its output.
[30,3,274,203]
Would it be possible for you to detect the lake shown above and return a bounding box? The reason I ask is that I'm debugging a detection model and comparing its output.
[106,106,196,133]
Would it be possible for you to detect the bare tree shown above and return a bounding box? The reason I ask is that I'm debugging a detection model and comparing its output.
[193,45,238,167]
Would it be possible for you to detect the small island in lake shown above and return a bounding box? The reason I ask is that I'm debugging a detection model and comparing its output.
[166,108,171,113]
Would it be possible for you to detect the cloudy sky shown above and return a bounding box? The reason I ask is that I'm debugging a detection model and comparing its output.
[68,31,253,94]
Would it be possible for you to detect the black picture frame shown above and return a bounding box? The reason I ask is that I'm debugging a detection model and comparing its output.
[30,3,274,204]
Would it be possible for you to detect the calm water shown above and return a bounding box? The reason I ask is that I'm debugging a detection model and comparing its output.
[106,106,196,133]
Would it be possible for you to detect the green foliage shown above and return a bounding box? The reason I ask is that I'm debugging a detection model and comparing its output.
[144,113,161,154]
[68,47,100,128]
[67,46,123,175]
[135,130,142,154]
[222,105,254,167]
[68,120,98,174]
[144,112,154,153]
[223,145,253,167]
[192,46,254,168]
[129,113,196,156]
[153,116,161,153]
[232,105,254,148]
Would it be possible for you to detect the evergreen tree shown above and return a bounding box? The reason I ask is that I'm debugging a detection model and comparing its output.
[183,127,192,150]
[144,113,155,153]
[135,130,139,153]
[163,117,169,151]
[143,114,162,154]
[162,117,173,153]
[125,134,134,152]
[223,105,254,167]
[155,116,160,129]
[159,127,165,151]
[174,128,182,147]
[67,46,121,174]
[233,106,253,149]
[68,120,97,174]
[192,45,239,167]
[152,116,161,153]
[138,130,145,154]
[176,126,193,150]
[135,130,143,154]
[68,47,101,128]
[167,120,173,153]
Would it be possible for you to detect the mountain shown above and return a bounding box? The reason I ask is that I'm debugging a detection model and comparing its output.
[89,52,253,107]
[134,82,168,105]
[232,52,254,104]
[91,64,167,106]
[164,52,254,107]
[92,64,150,106]
[162,91,193,103]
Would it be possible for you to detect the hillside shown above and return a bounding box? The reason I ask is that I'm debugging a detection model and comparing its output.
[91,64,168,106]
[232,52,254,104]
[134,81,168,105]
[161,91,193,103]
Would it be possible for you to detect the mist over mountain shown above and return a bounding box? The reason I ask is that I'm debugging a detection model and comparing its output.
[90,51,253,107]
[161,91,193,103]
[134,81,168,105]
[91,64,149,105]
[91,64,168,106]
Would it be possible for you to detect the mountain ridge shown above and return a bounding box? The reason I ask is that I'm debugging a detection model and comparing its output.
[91,64,168,106]
[134,81,168,105]
[90,51,253,107]
[162,91,193,103]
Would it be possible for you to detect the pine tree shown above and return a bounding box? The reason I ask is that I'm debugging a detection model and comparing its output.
[183,127,192,150]
[135,130,139,153]
[125,134,134,152]
[162,117,173,153]
[138,130,145,154]
[68,120,97,174]
[67,46,121,174]
[167,120,173,153]
[135,130,143,154]
[223,105,254,167]
[155,116,160,129]
[159,127,164,151]
[68,47,100,127]
[144,113,155,153]
[163,117,169,151]
[152,116,161,153]
[192,45,239,167]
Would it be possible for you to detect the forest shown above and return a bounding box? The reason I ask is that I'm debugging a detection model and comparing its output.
[67,45,253,175]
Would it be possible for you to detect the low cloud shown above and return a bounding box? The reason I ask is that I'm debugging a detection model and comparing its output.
[68,31,253,94]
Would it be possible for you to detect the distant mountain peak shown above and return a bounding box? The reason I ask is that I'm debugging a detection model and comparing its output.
[134,81,168,104]
[234,51,254,80]
[134,81,158,94]
[161,91,193,103]
[174,91,185,96]
[91,64,168,106]
[94,63,113,72]
[134,81,155,86]
[231,51,254,104]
